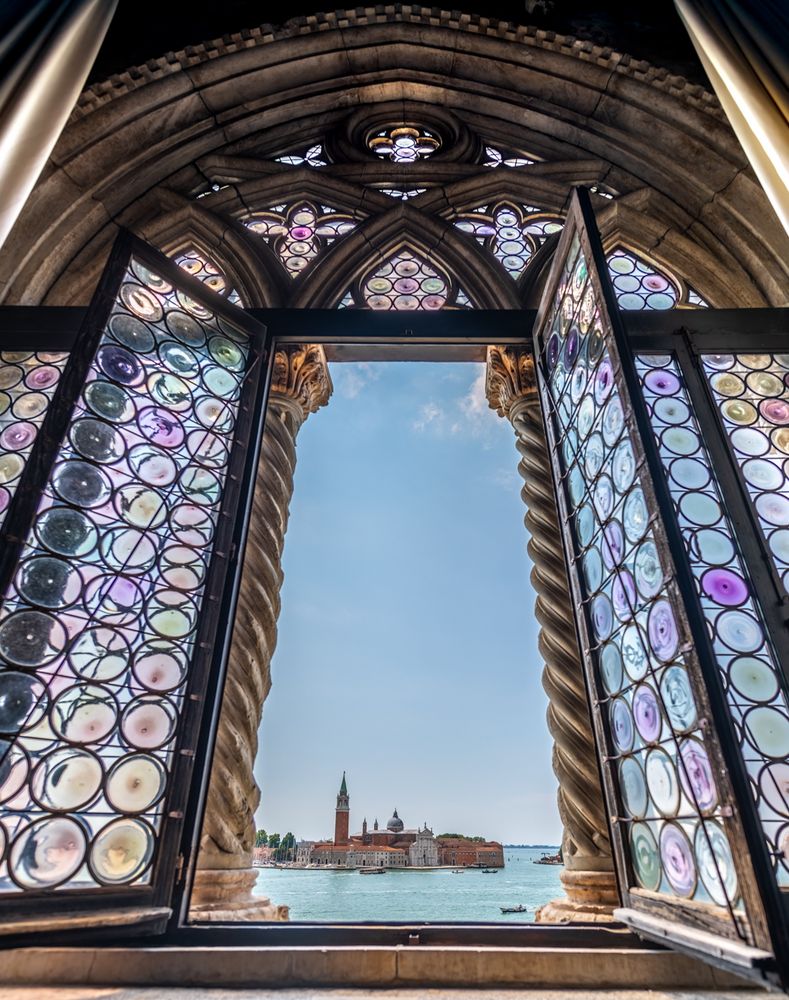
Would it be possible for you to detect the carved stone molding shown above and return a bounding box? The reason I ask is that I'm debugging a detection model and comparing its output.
[486,344,617,923]
[191,344,332,921]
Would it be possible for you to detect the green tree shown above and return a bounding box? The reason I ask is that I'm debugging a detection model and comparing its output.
[268,833,281,849]
[276,832,296,861]
[254,829,267,848]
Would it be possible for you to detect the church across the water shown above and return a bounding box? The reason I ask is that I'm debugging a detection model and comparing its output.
[301,774,504,869]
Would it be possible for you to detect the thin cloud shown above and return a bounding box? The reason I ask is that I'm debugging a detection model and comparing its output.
[332,362,381,399]
[412,401,444,432]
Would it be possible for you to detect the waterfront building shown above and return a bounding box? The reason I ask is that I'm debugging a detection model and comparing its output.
[306,775,502,868]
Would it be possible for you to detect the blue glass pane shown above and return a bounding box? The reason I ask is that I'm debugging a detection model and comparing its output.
[0,256,251,893]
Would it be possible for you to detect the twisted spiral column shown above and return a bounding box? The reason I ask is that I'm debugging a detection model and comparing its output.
[486,346,617,922]
[191,345,332,922]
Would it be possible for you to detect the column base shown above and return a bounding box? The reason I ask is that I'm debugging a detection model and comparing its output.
[535,868,618,924]
[189,867,289,923]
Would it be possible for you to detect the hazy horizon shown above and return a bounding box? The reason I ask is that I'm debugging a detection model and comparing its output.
[253,361,562,844]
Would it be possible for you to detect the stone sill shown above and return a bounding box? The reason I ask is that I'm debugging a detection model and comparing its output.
[0,945,754,990]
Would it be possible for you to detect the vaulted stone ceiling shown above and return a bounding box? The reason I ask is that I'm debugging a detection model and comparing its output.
[90,1,709,86]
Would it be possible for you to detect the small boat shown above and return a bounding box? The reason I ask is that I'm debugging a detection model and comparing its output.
[533,852,563,866]
[500,904,529,914]
[359,867,386,875]
[481,868,499,874]
[451,868,464,873]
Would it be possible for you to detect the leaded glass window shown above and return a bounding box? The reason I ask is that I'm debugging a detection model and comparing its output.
[243,203,357,278]
[377,188,427,201]
[341,249,471,310]
[275,144,327,167]
[173,247,243,305]
[703,354,789,601]
[607,248,708,310]
[0,238,266,899]
[483,144,535,167]
[0,353,68,530]
[638,354,789,887]
[368,126,439,162]
[454,203,563,277]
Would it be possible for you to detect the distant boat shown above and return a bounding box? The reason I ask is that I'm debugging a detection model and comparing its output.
[481,868,499,873]
[359,867,386,875]
[533,852,562,866]
[500,904,529,914]
[451,868,464,873]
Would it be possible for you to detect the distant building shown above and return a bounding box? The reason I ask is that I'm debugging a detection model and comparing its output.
[305,775,502,868]
[436,838,504,867]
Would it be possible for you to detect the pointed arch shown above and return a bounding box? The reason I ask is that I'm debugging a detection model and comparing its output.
[291,204,520,309]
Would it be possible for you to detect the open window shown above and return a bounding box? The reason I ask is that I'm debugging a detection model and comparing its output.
[533,188,789,987]
[0,235,270,940]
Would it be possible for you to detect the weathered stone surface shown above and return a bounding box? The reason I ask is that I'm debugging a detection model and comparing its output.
[486,345,616,923]
[190,345,332,921]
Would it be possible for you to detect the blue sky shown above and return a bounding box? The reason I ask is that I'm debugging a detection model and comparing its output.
[254,361,561,845]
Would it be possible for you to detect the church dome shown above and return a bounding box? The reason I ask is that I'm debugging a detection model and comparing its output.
[386,809,404,833]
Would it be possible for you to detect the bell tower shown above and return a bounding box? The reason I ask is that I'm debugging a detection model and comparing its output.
[334,771,350,845]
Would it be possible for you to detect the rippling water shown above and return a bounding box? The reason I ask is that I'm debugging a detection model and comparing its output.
[253,846,563,922]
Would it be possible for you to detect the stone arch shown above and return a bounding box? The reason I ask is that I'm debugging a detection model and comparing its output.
[1,7,786,307]
[291,203,520,309]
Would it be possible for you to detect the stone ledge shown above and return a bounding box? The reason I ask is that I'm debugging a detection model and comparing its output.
[0,945,753,990]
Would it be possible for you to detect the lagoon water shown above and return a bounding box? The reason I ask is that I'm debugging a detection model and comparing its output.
[253,846,562,922]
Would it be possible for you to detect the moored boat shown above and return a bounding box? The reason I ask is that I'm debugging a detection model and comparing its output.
[359,867,386,874]
[500,904,529,914]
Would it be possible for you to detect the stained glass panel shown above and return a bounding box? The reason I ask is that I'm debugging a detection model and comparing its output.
[454,203,563,278]
[536,223,747,926]
[275,144,326,167]
[703,354,789,603]
[0,353,68,530]
[377,188,426,201]
[244,202,357,278]
[173,247,243,305]
[368,126,439,162]
[607,248,708,310]
[342,249,471,310]
[638,354,789,887]
[483,144,535,167]
[0,248,261,895]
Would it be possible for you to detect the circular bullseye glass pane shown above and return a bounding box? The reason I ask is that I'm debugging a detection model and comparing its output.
[132,640,189,692]
[659,666,697,733]
[106,754,167,813]
[630,822,661,891]
[84,380,135,423]
[10,817,87,888]
[679,738,717,812]
[114,484,167,529]
[695,821,738,906]
[121,696,177,749]
[89,818,155,885]
[31,748,102,810]
[646,747,680,816]
[0,610,66,666]
[0,740,29,802]
[69,627,131,681]
[52,461,111,507]
[51,684,117,744]
[620,757,648,819]
[0,672,47,733]
[17,557,81,608]
[660,823,697,897]
[108,313,155,353]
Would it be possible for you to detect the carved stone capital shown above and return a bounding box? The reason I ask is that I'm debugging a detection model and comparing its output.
[271,344,333,418]
[485,345,538,419]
